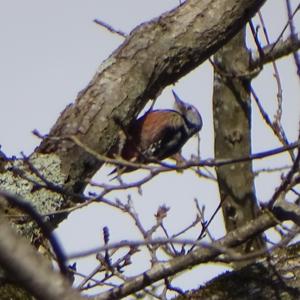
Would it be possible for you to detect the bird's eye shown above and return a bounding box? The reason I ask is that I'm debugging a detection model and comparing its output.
[188,106,197,113]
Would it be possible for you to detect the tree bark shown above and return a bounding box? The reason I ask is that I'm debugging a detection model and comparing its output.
[0,213,83,300]
[175,243,300,300]
[213,30,265,258]
[5,0,293,299]
[36,0,266,195]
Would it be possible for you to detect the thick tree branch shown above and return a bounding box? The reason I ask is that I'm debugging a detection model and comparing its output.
[175,243,300,300]
[0,191,68,276]
[37,0,266,194]
[213,30,265,258]
[0,215,83,300]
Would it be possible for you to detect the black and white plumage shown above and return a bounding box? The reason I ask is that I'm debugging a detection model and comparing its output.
[110,90,202,175]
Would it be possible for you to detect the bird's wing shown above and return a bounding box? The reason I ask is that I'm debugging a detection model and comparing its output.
[137,111,186,159]
[109,111,185,178]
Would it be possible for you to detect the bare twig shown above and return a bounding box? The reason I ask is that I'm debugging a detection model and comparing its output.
[92,212,278,300]
[269,3,300,54]
[250,86,295,160]
[285,0,300,78]
[94,19,127,38]
[268,145,300,208]
[188,199,222,253]
[249,19,265,61]
[258,12,292,160]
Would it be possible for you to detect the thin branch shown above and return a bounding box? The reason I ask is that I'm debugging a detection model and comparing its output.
[269,3,300,54]
[8,141,300,223]
[35,131,300,177]
[258,12,292,159]
[68,237,242,260]
[94,19,127,38]
[249,19,265,61]
[268,145,300,208]
[273,198,300,226]
[251,33,300,69]
[92,212,278,300]
[188,199,222,253]
[285,0,300,78]
[0,191,68,276]
[250,86,294,159]
[0,216,83,300]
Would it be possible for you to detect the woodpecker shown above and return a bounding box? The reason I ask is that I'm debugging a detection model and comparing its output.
[110,90,202,175]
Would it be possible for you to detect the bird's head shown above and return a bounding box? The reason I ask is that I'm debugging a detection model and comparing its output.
[172,90,203,134]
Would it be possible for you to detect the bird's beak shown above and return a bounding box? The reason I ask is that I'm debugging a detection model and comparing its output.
[172,90,185,110]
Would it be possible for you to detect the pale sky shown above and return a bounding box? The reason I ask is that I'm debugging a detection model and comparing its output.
[1,0,299,296]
